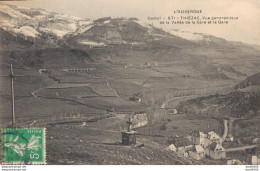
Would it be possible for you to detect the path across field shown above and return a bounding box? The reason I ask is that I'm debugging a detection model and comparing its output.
[225,145,258,152]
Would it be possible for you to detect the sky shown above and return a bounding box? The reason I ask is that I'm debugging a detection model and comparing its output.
[3,0,260,45]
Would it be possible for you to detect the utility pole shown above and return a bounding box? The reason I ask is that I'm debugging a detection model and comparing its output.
[0,64,24,127]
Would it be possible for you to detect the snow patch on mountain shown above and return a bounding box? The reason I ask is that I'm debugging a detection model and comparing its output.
[0,3,33,20]
[79,40,105,46]
[68,23,77,31]
[134,20,152,28]
[0,3,93,39]
[104,20,111,24]
[78,20,92,26]
[166,29,205,41]
[76,24,93,34]
[13,26,40,37]
[38,27,68,37]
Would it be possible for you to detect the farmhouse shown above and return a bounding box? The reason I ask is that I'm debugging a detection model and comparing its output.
[225,134,234,142]
[169,109,178,115]
[207,142,226,160]
[191,130,206,145]
[129,96,141,102]
[188,145,205,160]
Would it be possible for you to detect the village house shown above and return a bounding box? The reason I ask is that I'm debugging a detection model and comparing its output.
[169,109,178,115]
[227,159,243,165]
[225,134,234,142]
[167,144,176,152]
[207,131,222,144]
[177,146,185,152]
[129,96,141,102]
[184,145,194,151]
[252,155,260,165]
[252,138,259,144]
[188,145,205,160]
[191,130,206,145]
[207,142,226,160]
[176,147,188,158]
[201,138,212,149]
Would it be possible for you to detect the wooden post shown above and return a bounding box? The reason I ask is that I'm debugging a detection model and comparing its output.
[0,64,24,128]
[10,64,15,127]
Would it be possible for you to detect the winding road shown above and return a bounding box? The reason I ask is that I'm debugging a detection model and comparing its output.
[226,145,258,152]
[222,119,228,141]
[105,79,119,98]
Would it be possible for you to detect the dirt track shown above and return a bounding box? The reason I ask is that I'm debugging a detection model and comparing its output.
[160,95,198,108]
[226,145,258,152]
[222,119,228,140]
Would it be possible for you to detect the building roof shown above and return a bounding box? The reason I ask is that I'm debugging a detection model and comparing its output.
[209,142,225,152]
[202,138,213,147]
[208,131,215,135]
[191,130,206,137]
[121,130,137,134]
[194,145,205,153]
[173,136,193,148]
[184,145,194,150]
[208,132,221,140]
[168,144,176,150]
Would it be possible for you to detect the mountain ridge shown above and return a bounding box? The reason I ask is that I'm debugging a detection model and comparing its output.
[1,2,259,51]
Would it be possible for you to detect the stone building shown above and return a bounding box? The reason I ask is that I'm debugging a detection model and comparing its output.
[167,144,177,152]
[188,145,205,160]
[252,155,260,165]
[207,142,226,160]
[207,131,222,144]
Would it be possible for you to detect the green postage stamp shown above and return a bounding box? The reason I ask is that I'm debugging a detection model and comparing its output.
[2,128,46,164]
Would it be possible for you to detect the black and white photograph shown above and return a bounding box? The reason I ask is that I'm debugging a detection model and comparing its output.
[0,0,259,168]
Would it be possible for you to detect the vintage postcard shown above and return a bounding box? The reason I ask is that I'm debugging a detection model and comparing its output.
[0,0,259,166]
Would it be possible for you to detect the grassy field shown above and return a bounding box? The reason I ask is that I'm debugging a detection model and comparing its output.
[36,87,98,98]
[0,60,249,126]
[233,116,260,140]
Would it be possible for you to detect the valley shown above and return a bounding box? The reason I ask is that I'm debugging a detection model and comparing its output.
[0,2,259,165]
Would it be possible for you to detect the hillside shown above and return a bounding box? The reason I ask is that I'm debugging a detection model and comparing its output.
[178,73,260,118]
[0,2,260,118]
[234,72,260,89]
[46,125,196,165]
